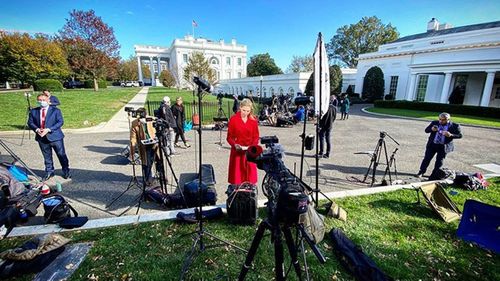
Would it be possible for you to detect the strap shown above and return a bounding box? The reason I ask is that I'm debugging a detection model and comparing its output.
[68,203,78,217]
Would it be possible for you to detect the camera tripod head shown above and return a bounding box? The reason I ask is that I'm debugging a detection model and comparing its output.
[379,131,400,146]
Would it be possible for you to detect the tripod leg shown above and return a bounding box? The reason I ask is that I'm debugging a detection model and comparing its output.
[274,226,285,281]
[238,221,269,281]
[283,227,302,280]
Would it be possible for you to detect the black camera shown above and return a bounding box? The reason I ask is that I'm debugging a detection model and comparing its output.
[217,93,224,99]
[193,76,211,93]
[294,96,313,106]
[246,136,308,225]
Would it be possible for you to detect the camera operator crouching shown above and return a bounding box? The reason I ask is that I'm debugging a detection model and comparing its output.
[157,96,177,156]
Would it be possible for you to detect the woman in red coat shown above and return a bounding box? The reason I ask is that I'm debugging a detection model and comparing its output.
[227,98,260,185]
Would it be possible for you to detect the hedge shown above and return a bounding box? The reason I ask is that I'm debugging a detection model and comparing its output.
[374,100,500,118]
[33,79,63,92]
[83,79,107,89]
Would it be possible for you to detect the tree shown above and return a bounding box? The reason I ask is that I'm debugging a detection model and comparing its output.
[0,32,69,86]
[304,72,314,96]
[362,66,385,102]
[247,53,283,77]
[159,69,175,87]
[345,85,354,95]
[330,65,342,95]
[183,52,216,88]
[326,16,399,68]
[58,9,120,91]
[286,55,313,73]
[117,56,138,81]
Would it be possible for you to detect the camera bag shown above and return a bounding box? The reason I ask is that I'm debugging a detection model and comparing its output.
[227,183,257,225]
[42,195,77,224]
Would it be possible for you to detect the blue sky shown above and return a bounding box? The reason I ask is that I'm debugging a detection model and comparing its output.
[1,0,499,70]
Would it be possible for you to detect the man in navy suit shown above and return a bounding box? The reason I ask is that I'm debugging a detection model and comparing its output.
[28,93,70,180]
[43,90,60,106]
[417,112,462,178]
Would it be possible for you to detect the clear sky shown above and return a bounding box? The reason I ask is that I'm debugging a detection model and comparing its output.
[1,0,499,70]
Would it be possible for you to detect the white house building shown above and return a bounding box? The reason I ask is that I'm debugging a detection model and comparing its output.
[217,68,357,98]
[134,35,247,87]
[355,19,500,107]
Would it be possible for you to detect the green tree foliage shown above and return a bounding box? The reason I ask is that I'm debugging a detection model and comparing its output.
[117,56,138,81]
[286,55,313,73]
[362,66,385,102]
[183,52,216,87]
[304,66,343,96]
[159,69,175,87]
[330,65,342,95]
[0,32,69,86]
[247,53,283,77]
[326,16,399,68]
[58,9,120,91]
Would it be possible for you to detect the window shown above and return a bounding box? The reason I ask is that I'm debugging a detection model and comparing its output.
[210,57,219,65]
[226,57,231,65]
[183,54,188,63]
[238,72,242,78]
[270,87,275,95]
[389,76,398,96]
[237,58,242,66]
[495,87,500,99]
[288,87,294,94]
[279,88,284,94]
[415,75,429,102]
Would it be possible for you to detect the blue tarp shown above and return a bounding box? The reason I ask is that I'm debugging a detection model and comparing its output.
[456,199,500,253]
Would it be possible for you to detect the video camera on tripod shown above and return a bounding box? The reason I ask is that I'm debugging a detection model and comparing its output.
[240,136,326,280]
[124,107,146,119]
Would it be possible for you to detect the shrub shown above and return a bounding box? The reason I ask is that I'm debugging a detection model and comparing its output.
[374,100,500,118]
[362,66,385,102]
[385,94,394,100]
[346,85,354,96]
[83,79,107,89]
[33,79,63,92]
[159,70,176,87]
[98,80,107,89]
[83,80,94,88]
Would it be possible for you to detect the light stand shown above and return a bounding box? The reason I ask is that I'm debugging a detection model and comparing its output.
[213,96,228,146]
[20,92,33,146]
[0,138,41,182]
[180,77,247,280]
[106,110,142,211]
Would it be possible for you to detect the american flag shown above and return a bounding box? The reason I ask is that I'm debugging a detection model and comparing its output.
[192,20,198,27]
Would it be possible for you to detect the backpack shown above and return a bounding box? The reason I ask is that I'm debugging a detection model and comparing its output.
[42,195,78,224]
[453,173,486,191]
[226,183,258,225]
[429,168,455,181]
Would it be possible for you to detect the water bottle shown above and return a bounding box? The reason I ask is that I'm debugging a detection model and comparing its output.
[56,182,63,193]
[19,208,28,220]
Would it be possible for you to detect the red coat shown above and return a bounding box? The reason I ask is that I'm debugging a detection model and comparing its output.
[227,112,260,184]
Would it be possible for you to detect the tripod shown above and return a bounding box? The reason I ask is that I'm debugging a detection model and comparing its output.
[0,138,41,182]
[106,111,143,212]
[238,175,326,281]
[213,98,228,146]
[180,78,246,280]
[362,131,400,186]
[21,92,33,146]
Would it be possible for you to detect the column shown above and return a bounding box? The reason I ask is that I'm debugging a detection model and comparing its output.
[157,57,162,74]
[406,73,417,101]
[440,72,453,104]
[137,56,143,82]
[480,71,496,107]
[149,57,155,86]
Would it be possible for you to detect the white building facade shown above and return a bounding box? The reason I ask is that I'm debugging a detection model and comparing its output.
[217,69,357,98]
[355,19,500,107]
[134,35,247,87]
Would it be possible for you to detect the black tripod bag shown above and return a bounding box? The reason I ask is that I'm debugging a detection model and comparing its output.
[329,228,393,281]
[226,183,257,225]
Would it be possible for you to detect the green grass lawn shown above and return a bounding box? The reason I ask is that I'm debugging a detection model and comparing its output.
[366,107,500,128]
[0,88,139,131]
[1,179,499,280]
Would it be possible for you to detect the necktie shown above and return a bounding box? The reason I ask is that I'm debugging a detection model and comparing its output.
[41,108,46,129]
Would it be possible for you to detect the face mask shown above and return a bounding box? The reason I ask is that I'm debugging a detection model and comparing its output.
[38,101,49,107]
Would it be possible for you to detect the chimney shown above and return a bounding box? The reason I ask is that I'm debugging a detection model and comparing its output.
[231,39,237,45]
[427,18,439,32]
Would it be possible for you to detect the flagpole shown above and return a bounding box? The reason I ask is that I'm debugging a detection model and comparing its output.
[315,32,322,206]
[192,25,195,38]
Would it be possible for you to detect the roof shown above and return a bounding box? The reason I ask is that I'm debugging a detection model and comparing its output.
[392,20,500,43]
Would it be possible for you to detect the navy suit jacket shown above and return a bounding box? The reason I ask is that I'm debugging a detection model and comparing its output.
[49,95,60,106]
[425,120,462,153]
[28,106,65,142]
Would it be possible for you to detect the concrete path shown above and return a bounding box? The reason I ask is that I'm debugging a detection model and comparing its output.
[86,86,150,133]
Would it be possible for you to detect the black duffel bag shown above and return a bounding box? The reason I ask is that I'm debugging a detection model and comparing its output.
[41,195,77,224]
